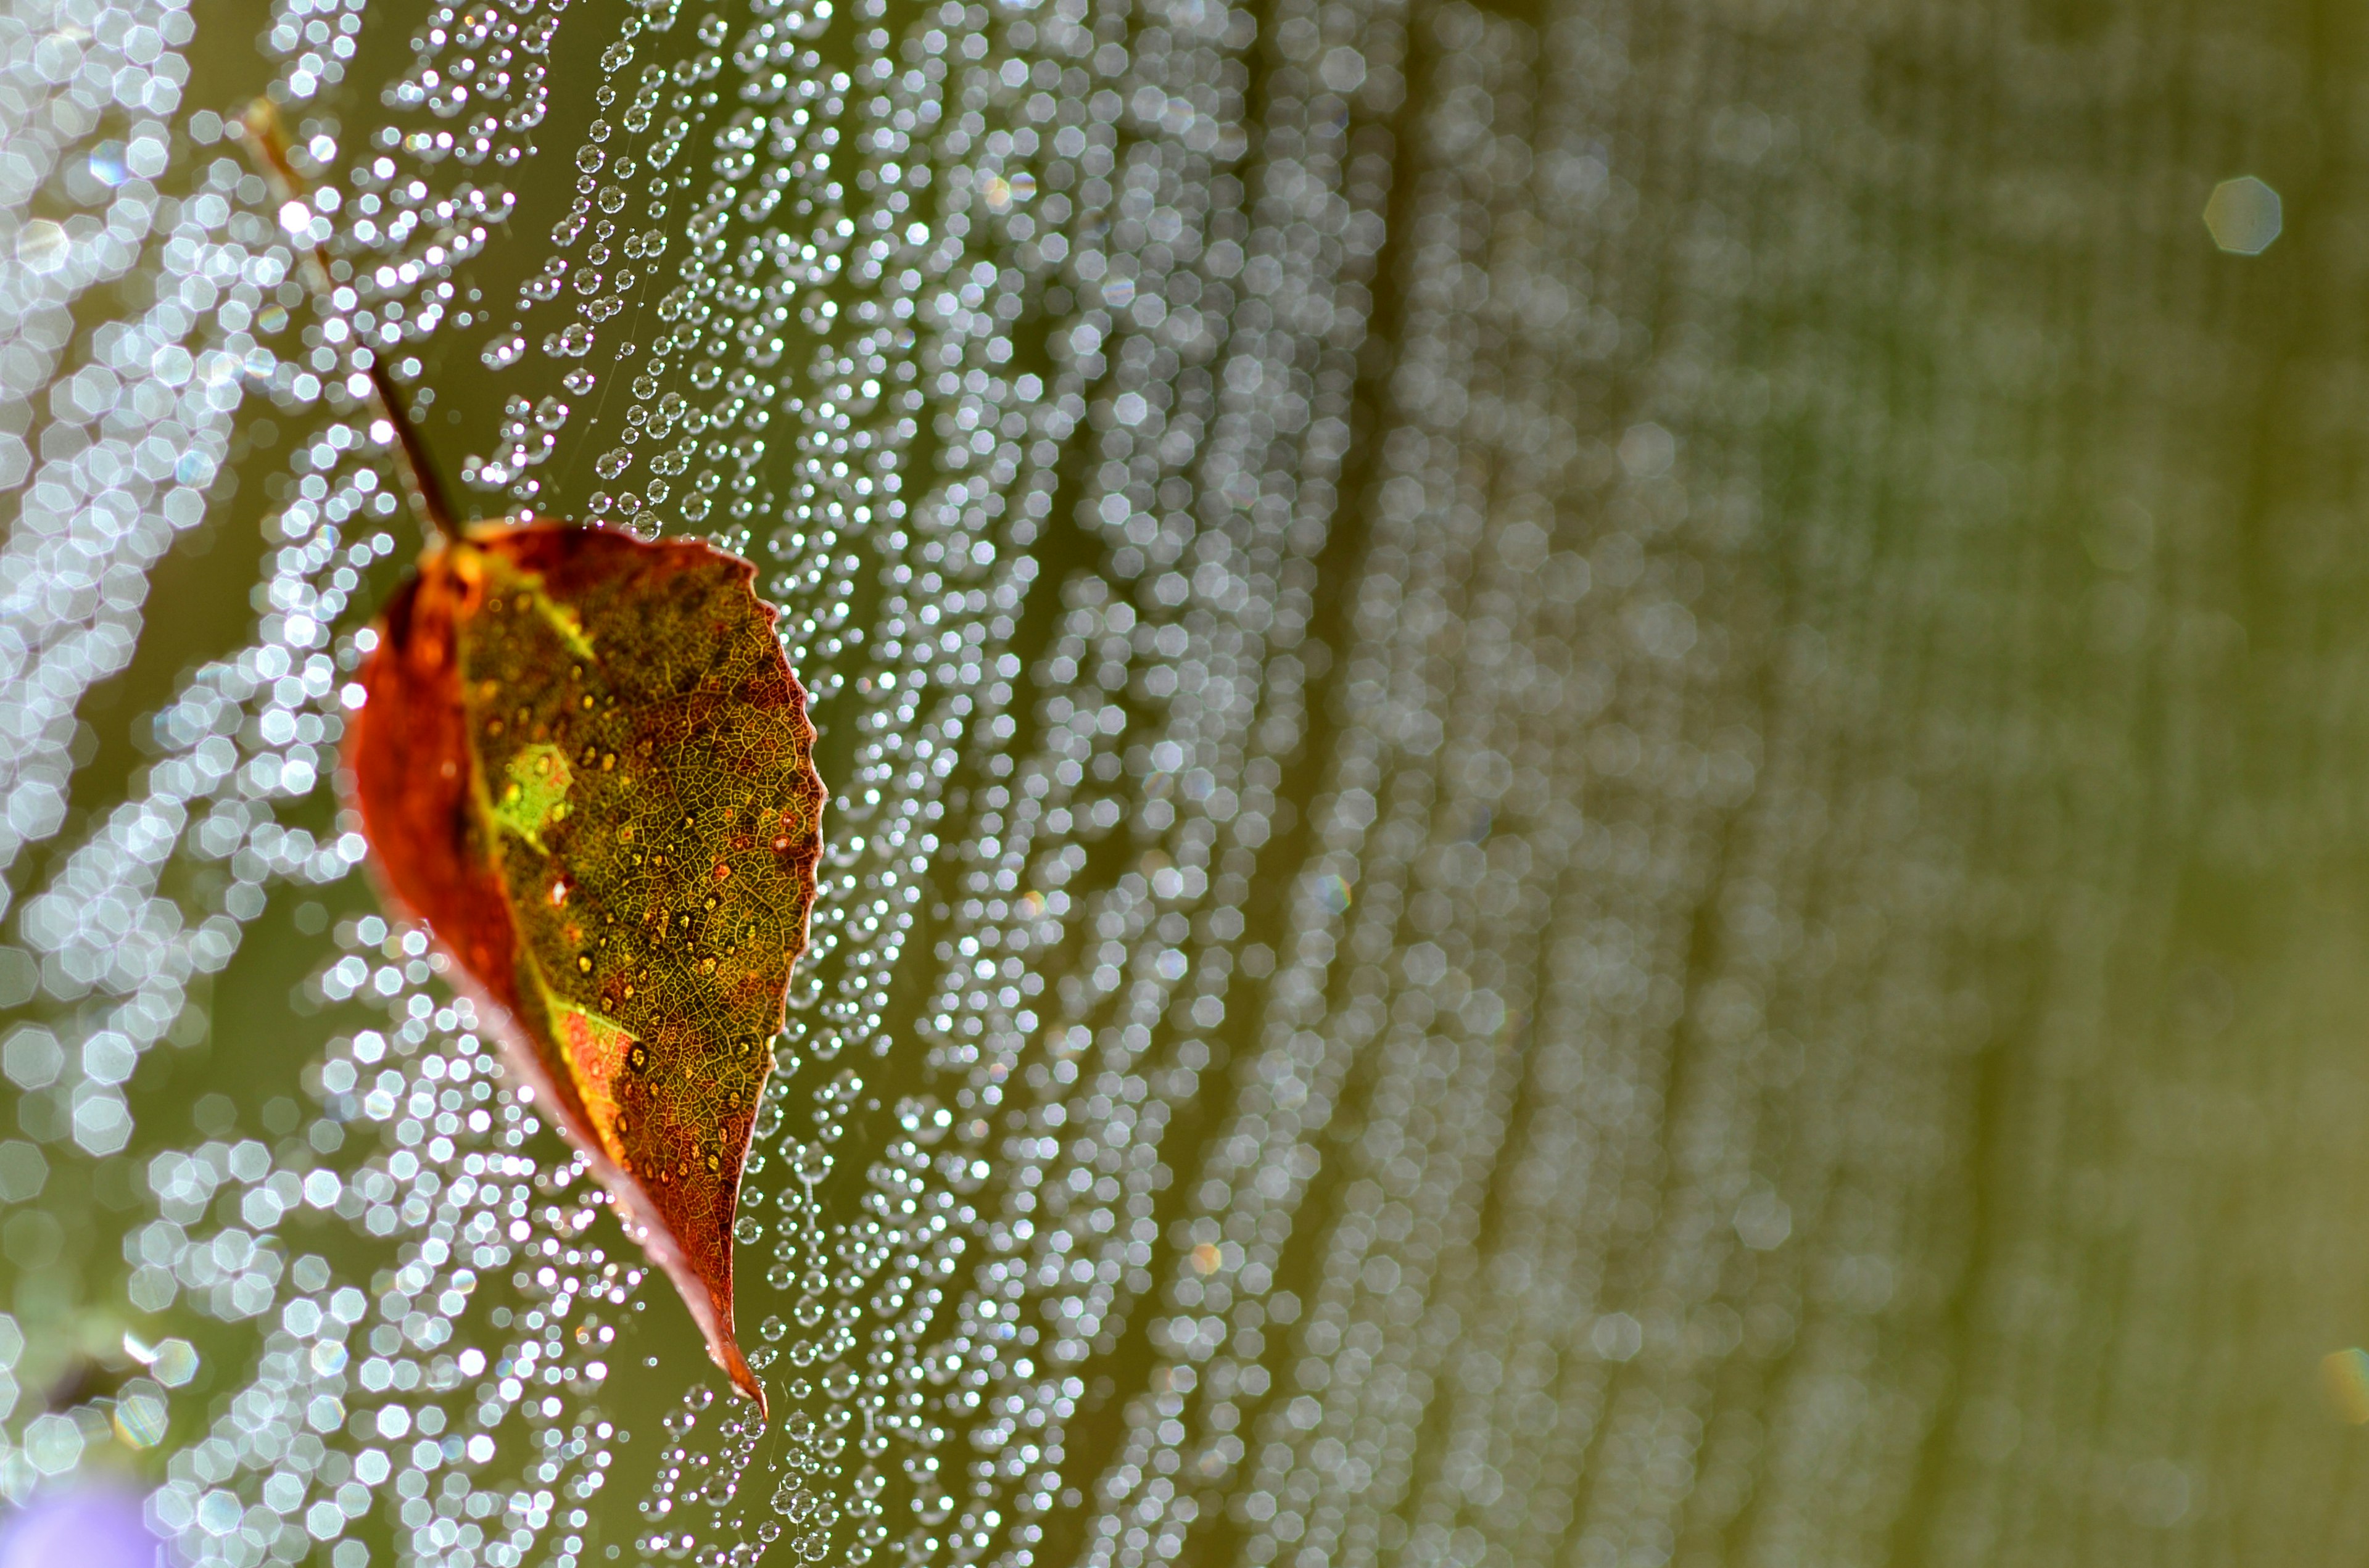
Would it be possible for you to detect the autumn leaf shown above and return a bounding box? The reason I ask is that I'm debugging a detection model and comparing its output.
[348,523,824,1413]
[235,100,823,1413]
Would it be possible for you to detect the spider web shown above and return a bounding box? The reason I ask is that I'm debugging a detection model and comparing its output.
[8,0,2277,1564]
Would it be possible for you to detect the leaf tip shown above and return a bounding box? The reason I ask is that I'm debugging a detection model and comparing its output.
[713,1338,769,1421]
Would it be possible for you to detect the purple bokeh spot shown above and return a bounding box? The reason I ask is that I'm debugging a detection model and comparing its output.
[0,1487,167,1568]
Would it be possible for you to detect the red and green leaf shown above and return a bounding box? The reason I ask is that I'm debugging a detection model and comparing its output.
[229,96,820,1411]
[347,522,825,1411]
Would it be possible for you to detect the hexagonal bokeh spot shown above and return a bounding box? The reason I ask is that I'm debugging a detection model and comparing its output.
[69,1086,131,1155]
[2206,176,2283,255]
[1,1025,60,1091]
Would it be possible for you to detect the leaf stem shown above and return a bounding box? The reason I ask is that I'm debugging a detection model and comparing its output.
[235,98,460,547]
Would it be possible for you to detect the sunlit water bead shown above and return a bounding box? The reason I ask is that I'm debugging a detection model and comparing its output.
[0,0,1440,1563]
[0,33,231,923]
[1148,23,1565,1567]
[0,9,357,1455]
[53,0,977,1552]
[2,0,542,1148]
[0,540,377,1489]
[1021,60,1397,1568]
[9,411,410,1179]
[466,2,758,515]
[1094,2,1888,1564]
[24,2,1705,1564]
[23,2,592,1554]
[634,0,1423,1557]
[255,0,532,421]
[624,8,1045,1555]
[885,0,1411,1561]
[411,0,985,1547]
[147,971,641,1568]
[581,0,1171,1546]
[754,6,1175,1562]
[1350,28,1652,1568]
